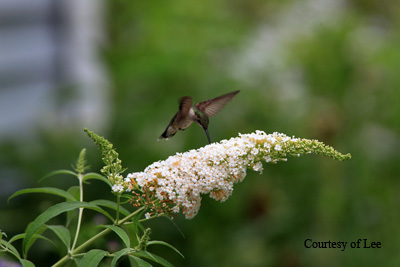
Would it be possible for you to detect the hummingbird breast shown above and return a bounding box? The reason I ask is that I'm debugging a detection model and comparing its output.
[178,119,194,130]
[174,108,196,130]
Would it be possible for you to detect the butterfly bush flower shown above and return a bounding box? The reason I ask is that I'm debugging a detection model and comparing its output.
[127,131,351,219]
[84,128,135,195]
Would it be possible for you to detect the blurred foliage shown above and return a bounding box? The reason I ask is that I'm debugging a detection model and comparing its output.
[1,0,400,266]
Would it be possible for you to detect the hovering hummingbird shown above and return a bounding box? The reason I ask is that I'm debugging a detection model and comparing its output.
[158,90,240,144]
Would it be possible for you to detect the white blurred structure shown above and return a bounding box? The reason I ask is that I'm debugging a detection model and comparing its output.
[0,0,109,139]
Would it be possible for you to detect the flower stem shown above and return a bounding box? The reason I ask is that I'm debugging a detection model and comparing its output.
[51,207,145,267]
[70,174,84,252]
[115,195,120,224]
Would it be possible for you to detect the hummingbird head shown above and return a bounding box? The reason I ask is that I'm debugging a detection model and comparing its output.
[198,114,211,144]
[194,109,209,130]
[192,107,211,144]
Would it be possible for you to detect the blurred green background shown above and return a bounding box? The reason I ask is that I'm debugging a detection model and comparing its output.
[1,0,400,266]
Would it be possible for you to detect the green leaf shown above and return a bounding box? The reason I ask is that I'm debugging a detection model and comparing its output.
[147,240,184,258]
[8,233,27,244]
[8,187,76,203]
[161,215,185,238]
[133,208,147,238]
[27,230,55,255]
[123,220,141,248]
[90,199,130,216]
[66,186,81,227]
[82,172,112,186]
[20,259,35,267]
[132,251,174,267]
[23,201,113,256]
[39,169,77,183]
[100,225,131,248]
[129,255,153,267]
[9,231,54,256]
[1,238,21,259]
[73,257,81,266]
[77,249,108,267]
[110,248,133,267]
[46,225,71,249]
[67,186,81,200]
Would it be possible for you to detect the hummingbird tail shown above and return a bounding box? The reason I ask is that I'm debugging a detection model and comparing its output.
[204,129,211,144]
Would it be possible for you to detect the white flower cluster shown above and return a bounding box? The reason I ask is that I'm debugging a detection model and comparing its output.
[112,184,125,193]
[127,131,301,219]
[109,174,131,194]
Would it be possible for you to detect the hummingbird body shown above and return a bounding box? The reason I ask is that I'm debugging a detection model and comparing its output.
[158,90,240,144]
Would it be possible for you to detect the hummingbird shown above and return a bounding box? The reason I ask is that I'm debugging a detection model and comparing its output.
[158,90,240,144]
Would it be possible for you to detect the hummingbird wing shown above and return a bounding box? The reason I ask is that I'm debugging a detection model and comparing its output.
[195,90,240,117]
[158,96,193,140]
[158,113,178,140]
[175,96,193,125]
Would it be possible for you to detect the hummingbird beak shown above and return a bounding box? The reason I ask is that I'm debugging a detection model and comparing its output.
[204,129,211,144]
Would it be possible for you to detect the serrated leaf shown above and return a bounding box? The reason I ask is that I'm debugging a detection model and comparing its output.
[46,225,71,248]
[132,251,174,267]
[100,225,131,248]
[82,173,112,186]
[90,199,130,216]
[111,248,133,267]
[129,255,153,267]
[77,249,108,267]
[20,259,35,267]
[23,201,113,256]
[8,187,76,203]
[39,169,77,183]
[147,240,184,258]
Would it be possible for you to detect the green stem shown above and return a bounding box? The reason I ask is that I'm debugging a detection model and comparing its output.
[70,174,84,252]
[51,207,145,267]
[1,246,21,261]
[115,195,120,224]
